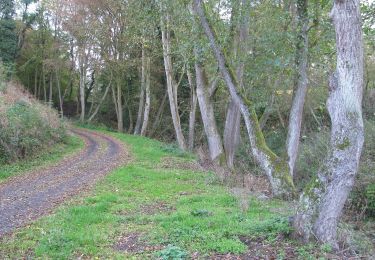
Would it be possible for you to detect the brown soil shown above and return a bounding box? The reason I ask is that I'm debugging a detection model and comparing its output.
[0,128,129,237]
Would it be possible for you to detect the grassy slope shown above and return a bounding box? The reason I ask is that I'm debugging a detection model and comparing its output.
[0,130,329,259]
[0,134,84,182]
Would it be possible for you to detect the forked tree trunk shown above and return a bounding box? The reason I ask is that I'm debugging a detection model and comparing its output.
[88,80,112,122]
[194,0,295,197]
[223,0,250,169]
[160,11,187,150]
[194,58,224,162]
[286,0,309,177]
[187,68,198,151]
[293,0,364,249]
[134,46,146,135]
[141,53,151,136]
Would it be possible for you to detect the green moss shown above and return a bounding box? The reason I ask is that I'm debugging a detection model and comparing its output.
[336,137,350,150]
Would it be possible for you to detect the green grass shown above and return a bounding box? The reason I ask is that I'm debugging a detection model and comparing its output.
[0,129,314,259]
[0,134,84,182]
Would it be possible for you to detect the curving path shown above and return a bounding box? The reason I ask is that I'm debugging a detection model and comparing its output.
[0,128,129,237]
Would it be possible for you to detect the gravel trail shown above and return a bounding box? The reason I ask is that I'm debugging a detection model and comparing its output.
[0,128,129,237]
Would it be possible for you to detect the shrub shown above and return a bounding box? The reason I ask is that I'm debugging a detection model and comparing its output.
[0,82,66,163]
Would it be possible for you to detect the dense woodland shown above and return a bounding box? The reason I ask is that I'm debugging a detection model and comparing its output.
[1,0,375,254]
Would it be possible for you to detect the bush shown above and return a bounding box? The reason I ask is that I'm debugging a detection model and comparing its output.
[0,82,66,163]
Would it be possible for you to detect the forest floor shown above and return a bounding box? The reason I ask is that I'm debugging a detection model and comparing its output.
[0,127,372,259]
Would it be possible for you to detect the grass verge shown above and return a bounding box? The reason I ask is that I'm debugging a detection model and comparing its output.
[0,129,348,259]
[0,134,84,182]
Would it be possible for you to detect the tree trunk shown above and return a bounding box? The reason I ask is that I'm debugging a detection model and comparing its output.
[160,12,186,150]
[79,64,85,122]
[150,89,168,137]
[117,82,123,132]
[34,69,38,98]
[224,100,241,168]
[293,0,364,249]
[55,70,64,117]
[141,52,151,136]
[49,73,53,107]
[286,0,309,177]
[134,46,146,135]
[88,81,112,122]
[223,0,250,169]
[194,0,295,197]
[194,58,224,162]
[187,68,198,151]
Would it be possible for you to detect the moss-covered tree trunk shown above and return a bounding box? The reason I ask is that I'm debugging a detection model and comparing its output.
[293,0,364,249]
[194,0,295,197]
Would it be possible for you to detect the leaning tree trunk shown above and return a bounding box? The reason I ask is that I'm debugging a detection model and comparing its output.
[194,0,295,197]
[223,0,250,169]
[160,12,187,150]
[141,53,151,136]
[286,0,309,177]
[293,0,364,249]
[194,58,224,162]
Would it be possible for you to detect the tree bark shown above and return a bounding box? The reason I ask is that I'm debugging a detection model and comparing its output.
[194,58,224,162]
[194,0,295,197]
[160,11,187,150]
[187,67,198,151]
[293,0,364,249]
[55,70,63,117]
[134,46,146,135]
[286,0,309,177]
[141,52,151,136]
[117,81,123,132]
[79,61,85,122]
[223,0,250,169]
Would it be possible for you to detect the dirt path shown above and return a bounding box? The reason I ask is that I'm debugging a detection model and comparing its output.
[0,128,129,237]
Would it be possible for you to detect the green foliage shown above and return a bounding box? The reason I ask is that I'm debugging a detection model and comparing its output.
[0,84,66,163]
[0,135,83,181]
[156,245,188,260]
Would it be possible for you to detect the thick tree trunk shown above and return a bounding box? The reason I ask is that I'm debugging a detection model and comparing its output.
[224,100,241,168]
[160,12,187,150]
[187,68,198,151]
[293,0,364,249]
[141,53,151,136]
[223,0,250,169]
[194,0,295,197]
[286,0,309,177]
[194,58,224,162]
